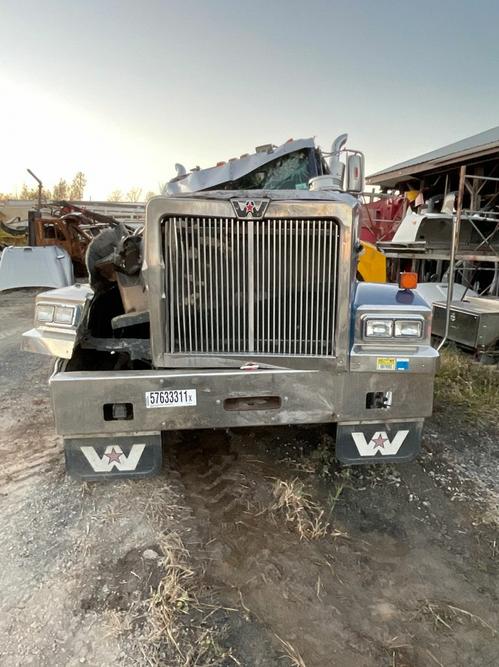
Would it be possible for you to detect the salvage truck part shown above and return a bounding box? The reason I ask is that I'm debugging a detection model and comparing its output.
[22,134,438,480]
[0,246,74,292]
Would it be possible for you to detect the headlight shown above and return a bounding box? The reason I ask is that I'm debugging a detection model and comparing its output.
[54,305,76,325]
[36,303,76,326]
[365,319,393,338]
[36,304,55,323]
[394,319,422,337]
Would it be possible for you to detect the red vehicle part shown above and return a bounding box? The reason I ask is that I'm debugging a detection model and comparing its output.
[359,195,406,244]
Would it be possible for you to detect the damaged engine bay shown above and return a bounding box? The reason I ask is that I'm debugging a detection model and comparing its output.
[72,225,151,371]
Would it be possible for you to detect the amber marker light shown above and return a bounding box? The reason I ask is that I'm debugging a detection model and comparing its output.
[399,272,418,290]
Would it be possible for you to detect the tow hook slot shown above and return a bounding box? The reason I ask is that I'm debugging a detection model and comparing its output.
[103,402,134,421]
[366,391,392,410]
[223,396,281,411]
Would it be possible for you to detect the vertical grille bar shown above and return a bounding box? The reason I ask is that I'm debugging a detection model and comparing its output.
[255,221,260,352]
[165,216,338,356]
[177,218,187,351]
[265,221,272,352]
[331,224,339,343]
[308,220,320,354]
[247,220,254,352]
[196,218,203,352]
[277,219,282,354]
[325,221,334,354]
[282,219,288,354]
[299,221,305,354]
[242,220,247,350]
[293,220,299,354]
[321,223,327,349]
[207,219,214,349]
[168,221,176,353]
[236,222,241,352]
[219,219,225,351]
[230,219,235,353]
[304,220,310,354]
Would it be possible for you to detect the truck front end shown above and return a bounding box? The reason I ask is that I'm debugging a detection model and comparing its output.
[22,141,438,480]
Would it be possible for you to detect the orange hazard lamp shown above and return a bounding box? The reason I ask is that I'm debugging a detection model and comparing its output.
[399,272,418,290]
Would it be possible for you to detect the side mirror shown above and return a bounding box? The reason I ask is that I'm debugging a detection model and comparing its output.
[346,153,364,193]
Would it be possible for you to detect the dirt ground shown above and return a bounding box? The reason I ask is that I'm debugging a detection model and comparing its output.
[0,290,498,667]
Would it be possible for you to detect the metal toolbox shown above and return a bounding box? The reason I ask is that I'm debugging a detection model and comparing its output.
[432,296,499,352]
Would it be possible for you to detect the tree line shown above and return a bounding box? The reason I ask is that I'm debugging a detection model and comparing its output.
[0,173,159,203]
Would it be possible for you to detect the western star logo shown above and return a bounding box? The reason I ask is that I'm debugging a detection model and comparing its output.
[81,444,146,472]
[231,198,269,219]
[351,430,409,456]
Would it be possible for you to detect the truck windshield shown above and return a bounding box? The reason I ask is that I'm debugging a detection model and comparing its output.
[212,149,321,191]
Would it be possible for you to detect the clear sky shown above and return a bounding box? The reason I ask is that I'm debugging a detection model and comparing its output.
[1,0,498,199]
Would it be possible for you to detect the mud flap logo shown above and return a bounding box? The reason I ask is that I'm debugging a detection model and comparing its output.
[80,444,146,472]
[351,430,409,456]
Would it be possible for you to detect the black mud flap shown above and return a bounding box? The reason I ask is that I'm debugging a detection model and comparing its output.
[64,433,162,481]
[336,420,423,465]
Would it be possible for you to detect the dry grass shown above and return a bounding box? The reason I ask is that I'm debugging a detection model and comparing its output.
[274,634,307,667]
[142,530,234,666]
[181,623,232,667]
[139,483,185,529]
[146,533,195,650]
[271,478,331,540]
[103,607,138,638]
[435,348,499,424]
[418,599,497,636]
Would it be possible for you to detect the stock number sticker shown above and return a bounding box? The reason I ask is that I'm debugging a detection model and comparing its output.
[145,389,197,408]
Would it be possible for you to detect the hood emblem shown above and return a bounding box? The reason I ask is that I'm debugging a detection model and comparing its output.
[231,198,269,219]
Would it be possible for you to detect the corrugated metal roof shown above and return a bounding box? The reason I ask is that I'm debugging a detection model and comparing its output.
[367,125,499,186]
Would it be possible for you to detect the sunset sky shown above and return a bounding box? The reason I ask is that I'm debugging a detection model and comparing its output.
[1,0,498,199]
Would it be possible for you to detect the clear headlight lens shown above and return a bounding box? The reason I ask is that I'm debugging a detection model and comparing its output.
[394,319,422,337]
[36,304,55,323]
[365,319,393,338]
[53,305,76,325]
[36,303,76,326]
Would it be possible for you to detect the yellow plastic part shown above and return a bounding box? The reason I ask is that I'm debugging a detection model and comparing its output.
[0,228,28,248]
[357,241,386,283]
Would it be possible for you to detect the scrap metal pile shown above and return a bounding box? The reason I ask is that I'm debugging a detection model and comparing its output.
[0,201,141,292]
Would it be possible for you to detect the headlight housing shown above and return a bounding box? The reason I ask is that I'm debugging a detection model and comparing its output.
[54,305,76,325]
[363,316,423,340]
[394,319,423,338]
[36,303,76,327]
[36,304,55,323]
[364,319,393,338]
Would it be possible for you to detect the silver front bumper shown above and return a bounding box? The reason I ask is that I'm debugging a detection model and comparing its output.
[50,364,437,437]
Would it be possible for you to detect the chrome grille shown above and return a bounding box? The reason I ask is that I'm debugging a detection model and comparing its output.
[164,217,339,356]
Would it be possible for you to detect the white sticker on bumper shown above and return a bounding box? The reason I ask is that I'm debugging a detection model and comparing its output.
[145,389,197,408]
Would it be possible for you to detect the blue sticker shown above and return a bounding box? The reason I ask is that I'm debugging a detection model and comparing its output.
[396,358,409,371]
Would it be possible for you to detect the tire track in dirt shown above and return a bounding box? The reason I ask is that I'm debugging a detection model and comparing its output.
[168,426,499,667]
[0,394,61,493]
[0,439,61,493]
[168,429,377,667]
